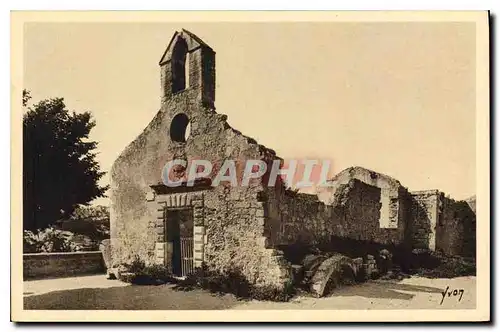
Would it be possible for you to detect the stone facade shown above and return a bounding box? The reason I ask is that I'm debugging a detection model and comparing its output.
[111,30,290,289]
[110,30,476,291]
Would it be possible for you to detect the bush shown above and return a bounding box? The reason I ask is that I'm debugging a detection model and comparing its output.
[117,257,175,285]
[175,265,251,297]
[176,264,295,302]
[23,227,82,253]
[116,259,295,301]
[70,234,100,251]
[134,265,176,285]
[412,252,476,278]
[53,205,110,248]
[128,256,146,273]
[249,281,295,302]
[64,205,110,240]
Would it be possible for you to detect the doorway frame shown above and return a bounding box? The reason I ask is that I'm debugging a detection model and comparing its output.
[165,207,195,277]
[147,187,207,271]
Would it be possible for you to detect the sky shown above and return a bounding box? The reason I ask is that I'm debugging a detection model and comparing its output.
[23,21,476,204]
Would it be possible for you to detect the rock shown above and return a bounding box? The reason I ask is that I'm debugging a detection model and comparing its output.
[310,254,356,298]
[379,249,391,259]
[99,239,112,270]
[378,249,393,274]
[301,254,328,281]
[106,270,117,280]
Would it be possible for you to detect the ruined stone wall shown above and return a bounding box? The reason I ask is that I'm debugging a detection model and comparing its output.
[265,179,407,250]
[202,184,291,288]
[326,167,407,229]
[264,168,472,257]
[265,183,335,247]
[409,190,439,250]
[408,190,476,257]
[334,179,406,245]
[436,196,476,257]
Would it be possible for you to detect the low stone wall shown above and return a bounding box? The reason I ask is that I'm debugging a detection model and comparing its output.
[23,251,105,280]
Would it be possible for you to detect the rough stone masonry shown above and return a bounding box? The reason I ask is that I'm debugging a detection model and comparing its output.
[110,30,476,290]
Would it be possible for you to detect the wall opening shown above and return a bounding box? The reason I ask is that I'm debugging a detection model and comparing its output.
[171,38,188,93]
[185,53,190,89]
[166,208,194,277]
[170,113,191,143]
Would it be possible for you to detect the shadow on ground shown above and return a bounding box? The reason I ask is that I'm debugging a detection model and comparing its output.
[24,284,240,310]
[328,280,443,301]
[24,278,449,310]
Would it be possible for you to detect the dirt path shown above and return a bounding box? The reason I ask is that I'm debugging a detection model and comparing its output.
[234,276,476,310]
[24,276,239,310]
[24,275,475,310]
[24,274,127,297]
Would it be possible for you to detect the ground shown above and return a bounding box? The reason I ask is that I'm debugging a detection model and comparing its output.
[24,274,475,310]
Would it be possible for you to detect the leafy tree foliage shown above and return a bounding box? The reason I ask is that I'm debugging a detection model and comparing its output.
[60,205,110,240]
[23,91,108,230]
[23,227,81,253]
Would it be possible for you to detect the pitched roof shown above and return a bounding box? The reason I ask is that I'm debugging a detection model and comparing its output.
[181,29,213,50]
[159,29,213,65]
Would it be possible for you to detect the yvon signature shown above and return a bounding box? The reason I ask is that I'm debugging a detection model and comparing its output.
[440,286,465,305]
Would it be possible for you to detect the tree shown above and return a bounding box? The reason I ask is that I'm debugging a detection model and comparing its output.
[23,91,109,230]
[63,205,110,240]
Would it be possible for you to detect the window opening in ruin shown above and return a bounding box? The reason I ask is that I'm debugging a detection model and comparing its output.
[170,113,191,143]
[185,53,190,88]
[172,38,188,93]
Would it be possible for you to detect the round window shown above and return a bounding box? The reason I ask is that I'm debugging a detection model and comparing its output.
[170,113,191,143]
